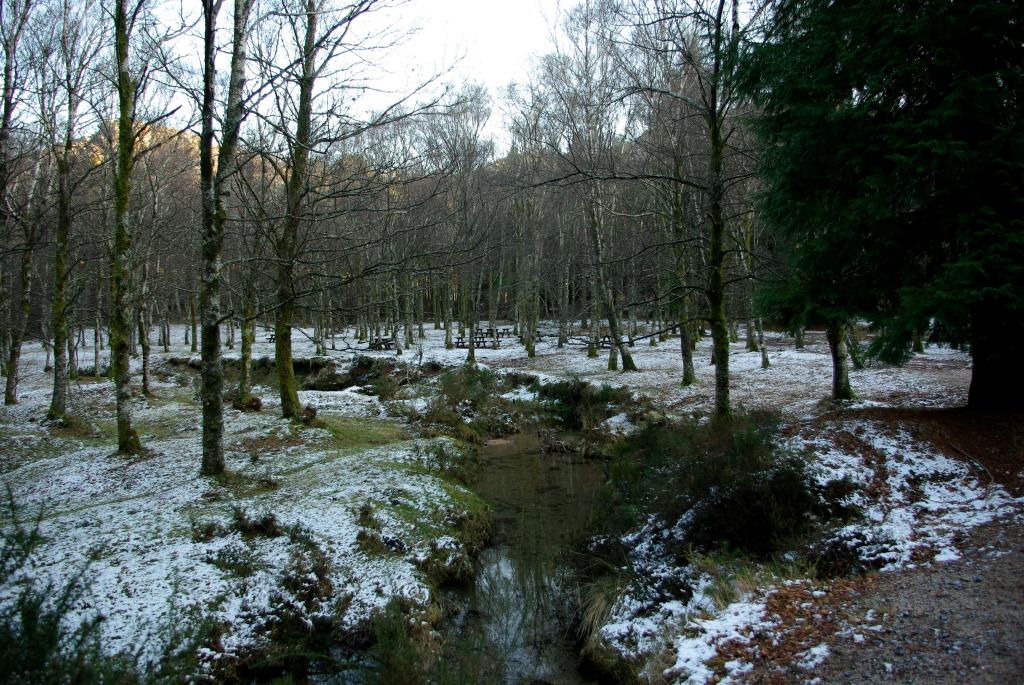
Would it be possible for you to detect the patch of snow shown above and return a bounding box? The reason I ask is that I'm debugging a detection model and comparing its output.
[796,643,830,670]
[500,386,538,403]
[601,412,638,436]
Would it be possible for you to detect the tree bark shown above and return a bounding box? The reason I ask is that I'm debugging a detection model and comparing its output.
[967,299,1024,410]
[110,0,142,453]
[826,320,855,401]
[708,130,730,417]
[757,318,769,369]
[275,0,317,420]
[4,243,33,405]
[585,199,636,371]
[238,285,256,404]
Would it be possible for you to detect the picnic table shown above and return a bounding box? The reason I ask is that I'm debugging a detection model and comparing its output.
[598,335,617,349]
[368,337,395,351]
[454,333,490,349]
[485,327,514,339]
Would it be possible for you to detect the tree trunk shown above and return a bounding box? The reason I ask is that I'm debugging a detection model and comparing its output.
[826,320,855,401]
[138,307,151,396]
[110,0,142,454]
[968,299,1024,409]
[847,321,865,370]
[585,198,636,371]
[587,278,599,359]
[48,119,76,420]
[745,319,759,352]
[757,318,769,369]
[444,272,454,349]
[238,285,256,404]
[707,118,730,418]
[275,0,319,420]
[93,305,101,377]
[5,244,32,405]
[680,320,696,386]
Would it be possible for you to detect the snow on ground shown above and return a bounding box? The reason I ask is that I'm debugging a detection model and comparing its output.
[50,321,971,418]
[0,321,1004,679]
[799,420,1021,567]
[591,417,1023,684]
[0,332,483,668]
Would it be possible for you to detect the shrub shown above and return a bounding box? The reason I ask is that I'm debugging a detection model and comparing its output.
[601,411,835,559]
[437,366,496,412]
[363,599,426,685]
[537,379,632,431]
[807,527,897,579]
[230,507,281,538]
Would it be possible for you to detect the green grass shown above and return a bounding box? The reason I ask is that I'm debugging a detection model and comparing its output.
[688,548,814,612]
[318,416,409,449]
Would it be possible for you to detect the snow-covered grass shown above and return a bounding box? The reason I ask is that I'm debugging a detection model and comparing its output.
[0,320,1013,681]
[0,331,488,674]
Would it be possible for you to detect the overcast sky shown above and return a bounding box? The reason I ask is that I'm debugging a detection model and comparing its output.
[367,0,569,148]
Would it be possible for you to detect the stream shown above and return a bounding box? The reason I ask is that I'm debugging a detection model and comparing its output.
[444,431,605,684]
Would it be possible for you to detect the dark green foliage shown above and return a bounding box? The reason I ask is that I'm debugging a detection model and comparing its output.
[421,441,481,484]
[363,600,425,685]
[208,546,259,577]
[230,507,281,538]
[221,530,347,683]
[745,0,1024,407]
[438,365,496,411]
[681,458,820,558]
[601,412,842,559]
[420,367,520,442]
[807,527,897,579]
[362,598,508,685]
[536,379,632,431]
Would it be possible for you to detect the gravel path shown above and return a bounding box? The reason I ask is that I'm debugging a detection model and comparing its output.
[817,518,1024,684]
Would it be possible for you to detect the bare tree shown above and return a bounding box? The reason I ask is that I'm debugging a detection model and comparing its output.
[41,0,106,421]
[198,0,255,474]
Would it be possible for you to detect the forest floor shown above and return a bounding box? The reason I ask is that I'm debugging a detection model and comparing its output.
[0,322,1021,682]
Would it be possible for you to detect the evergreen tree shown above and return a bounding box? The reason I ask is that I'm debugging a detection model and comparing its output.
[746,0,1024,407]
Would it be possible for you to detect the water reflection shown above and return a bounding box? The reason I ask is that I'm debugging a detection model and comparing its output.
[450,433,604,685]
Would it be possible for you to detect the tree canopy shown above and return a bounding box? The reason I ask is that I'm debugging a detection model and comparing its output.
[745,0,1024,408]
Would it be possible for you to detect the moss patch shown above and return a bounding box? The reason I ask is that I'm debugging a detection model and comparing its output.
[319,416,408,450]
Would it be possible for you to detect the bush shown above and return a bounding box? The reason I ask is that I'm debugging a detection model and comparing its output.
[601,411,835,559]
[230,507,281,538]
[536,379,632,431]
[437,366,496,412]
[419,367,522,442]
[363,599,426,685]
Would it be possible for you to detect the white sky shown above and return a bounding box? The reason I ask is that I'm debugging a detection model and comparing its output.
[367,0,570,149]
[398,0,560,91]
[157,0,570,152]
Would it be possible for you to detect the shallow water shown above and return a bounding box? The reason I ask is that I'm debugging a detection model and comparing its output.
[447,432,605,684]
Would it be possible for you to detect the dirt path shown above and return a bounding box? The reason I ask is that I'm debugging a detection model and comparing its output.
[812,407,1024,684]
[816,518,1024,684]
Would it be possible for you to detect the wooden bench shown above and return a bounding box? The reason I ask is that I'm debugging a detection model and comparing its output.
[368,338,395,351]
